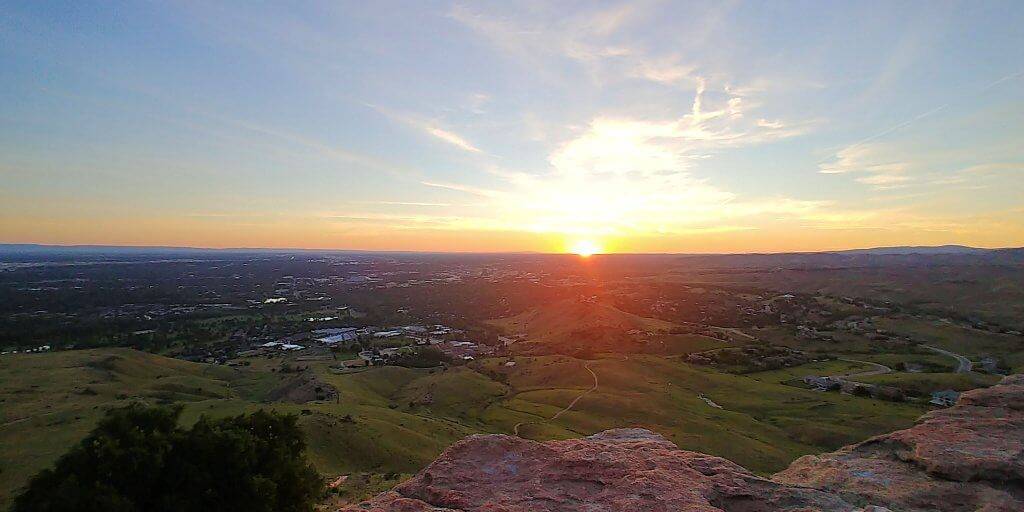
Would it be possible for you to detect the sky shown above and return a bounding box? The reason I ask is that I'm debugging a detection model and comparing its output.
[1,1,1023,254]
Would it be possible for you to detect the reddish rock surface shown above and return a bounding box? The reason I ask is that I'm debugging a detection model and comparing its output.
[343,375,1024,512]
[775,374,1024,512]
[340,429,859,511]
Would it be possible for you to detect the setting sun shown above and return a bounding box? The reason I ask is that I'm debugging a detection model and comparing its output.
[569,240,602,257]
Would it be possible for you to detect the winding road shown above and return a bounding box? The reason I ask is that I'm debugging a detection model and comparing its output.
[923,345,973,373]
[513,363,598,437]
[835,358,893,378]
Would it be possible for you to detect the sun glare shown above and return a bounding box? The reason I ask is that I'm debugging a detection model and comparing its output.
[569,240,602,257]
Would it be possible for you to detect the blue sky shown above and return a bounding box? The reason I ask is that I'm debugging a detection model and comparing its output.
[1,1,1022,252]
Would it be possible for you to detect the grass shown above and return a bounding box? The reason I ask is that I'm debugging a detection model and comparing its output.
[0,348,283,509]
[844,352,955,372]
[751,326,880,353]
[875,316,1024,371]
[851,372,1002,397]
[469,354,923,473]
[643,333,732,355]
[744,359,870,384]
[0,347,931,507]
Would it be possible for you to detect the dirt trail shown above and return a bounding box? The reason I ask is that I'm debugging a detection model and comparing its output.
[514,363,598,437]
[922,345,973,373]
[722,328,757,341]
[698,394,723,409]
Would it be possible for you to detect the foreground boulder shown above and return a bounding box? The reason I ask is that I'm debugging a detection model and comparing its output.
[341,429,860,511]
[343,375,1024,512]
[775,374,1024,512]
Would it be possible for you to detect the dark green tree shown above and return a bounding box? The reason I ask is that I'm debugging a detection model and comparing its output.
[13,404,321,512]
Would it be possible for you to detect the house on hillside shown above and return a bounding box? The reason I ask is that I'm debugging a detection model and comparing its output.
[803,375,840,391]
[930,389,960,407]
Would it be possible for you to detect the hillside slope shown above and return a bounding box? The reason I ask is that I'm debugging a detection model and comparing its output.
[488,296,677,355]
[0,348,280,508]
[345,374,1024,511]
[2,348,928,508]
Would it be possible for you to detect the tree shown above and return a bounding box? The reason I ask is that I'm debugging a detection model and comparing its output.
[390,346,448,368]
[13,404,322,512]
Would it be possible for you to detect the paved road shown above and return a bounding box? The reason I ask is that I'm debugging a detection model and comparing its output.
[514,363,598,437]
[836,358,893,378]
[923,345,973,373]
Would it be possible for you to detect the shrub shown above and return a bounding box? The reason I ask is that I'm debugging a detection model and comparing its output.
[13,404,321,512]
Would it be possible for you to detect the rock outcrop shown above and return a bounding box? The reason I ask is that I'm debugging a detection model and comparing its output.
[341,429,859,511]
[342,375,1024,512]
[775,374,1024,512]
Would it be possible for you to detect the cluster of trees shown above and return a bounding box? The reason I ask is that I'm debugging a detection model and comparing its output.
[688,345,811,373]
[13,405,322,512]
[388,346,449,368]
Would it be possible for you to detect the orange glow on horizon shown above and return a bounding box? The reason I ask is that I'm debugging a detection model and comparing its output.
[568,240,602,257]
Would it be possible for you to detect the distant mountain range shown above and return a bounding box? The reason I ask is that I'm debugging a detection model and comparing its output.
[831,245,992,255]
[0,243,1016,257]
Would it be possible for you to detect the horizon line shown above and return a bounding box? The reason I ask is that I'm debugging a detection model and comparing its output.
[1,242,1021,258]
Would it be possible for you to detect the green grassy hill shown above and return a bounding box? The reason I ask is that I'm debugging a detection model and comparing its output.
[0,347,931,508]
[487,297,678,354]
[0,349,283,508]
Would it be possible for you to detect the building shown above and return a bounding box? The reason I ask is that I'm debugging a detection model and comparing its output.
[930,389,960,407]
[802,375,840,391]
[314,328,359,346]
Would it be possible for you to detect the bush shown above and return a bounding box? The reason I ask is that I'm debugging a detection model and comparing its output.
[13,404,322,512]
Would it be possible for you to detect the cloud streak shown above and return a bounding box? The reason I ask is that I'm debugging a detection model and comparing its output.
[366,104,484,153]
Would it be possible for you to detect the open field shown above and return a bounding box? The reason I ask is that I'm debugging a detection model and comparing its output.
[844,351,956,373]
[874,317,1024,371]
[750,326,883,354]
[743,360,871,384]
[851,372,1002,397]
[642,333,733,355]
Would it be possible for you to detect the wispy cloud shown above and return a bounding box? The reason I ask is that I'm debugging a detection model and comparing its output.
[409,81,823,238]
[629,59,695,85]
[448,2,695,88]
[819,143,913,190]
[821,70,1024,170]
[856,173,911,188]
[419,124,482,153]
[420,181,500,198]
[550,80,807,182]
[448,2,641,67]
[369,104,483,153]
[359,201,453,207]
[930,162,1024,186]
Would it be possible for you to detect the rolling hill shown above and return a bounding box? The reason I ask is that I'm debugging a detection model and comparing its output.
[487,296,678,355]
